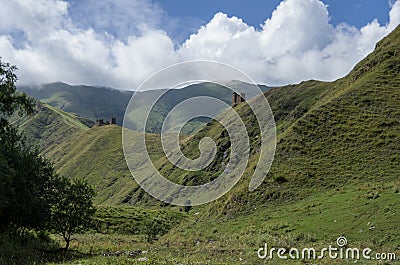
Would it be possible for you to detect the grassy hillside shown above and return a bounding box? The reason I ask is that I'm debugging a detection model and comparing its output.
[13,103,93,153]
[12,26,399,265]
[147,25,400,263]
[44,125,161,205]
[164,24,399,210]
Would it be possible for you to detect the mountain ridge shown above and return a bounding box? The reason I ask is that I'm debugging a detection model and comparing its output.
[18,80,269,134]
[14,27,400,262]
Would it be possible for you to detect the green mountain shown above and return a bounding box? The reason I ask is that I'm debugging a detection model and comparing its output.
[12,103,93,153]
[19,81,268,134]
[18,83,132,126]
[155,25,400,261]
[14,26,400,264]
[9,98,159,206]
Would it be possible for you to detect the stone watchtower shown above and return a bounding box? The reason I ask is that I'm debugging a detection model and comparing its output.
[232,92,246,107]
[94,117,116,127]
[96,119,105,126]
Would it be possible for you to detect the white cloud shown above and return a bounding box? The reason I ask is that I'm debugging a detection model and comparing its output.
[0,0,399,89]
[260,0,333,57]
[0,0,68,41]
[111,31,176,86]
[178,0,400,85]
[67,0,165,38]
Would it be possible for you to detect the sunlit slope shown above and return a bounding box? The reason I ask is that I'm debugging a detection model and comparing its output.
[17,104,93,153]
[16,103,165,206]
[157,26,400,252]
[45,125,163,205]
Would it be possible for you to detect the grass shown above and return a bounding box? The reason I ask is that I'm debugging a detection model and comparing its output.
[11,26,400,264]
[45,125,163,205]
[13,103,93,153]
[4,182,397,264]
[0,205,186,265]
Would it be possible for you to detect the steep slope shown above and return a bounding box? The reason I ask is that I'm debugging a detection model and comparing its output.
[14,103,93,153]
[157,26,400,255]
[167,25,399,208]
[44,125,161,205]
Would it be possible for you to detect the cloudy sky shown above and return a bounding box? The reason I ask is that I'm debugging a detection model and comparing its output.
[0,0,399,90]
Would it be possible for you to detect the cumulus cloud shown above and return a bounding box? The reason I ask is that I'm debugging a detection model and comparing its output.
[0,0,399,89]
[179,0,400,85]
[66,0,165,39]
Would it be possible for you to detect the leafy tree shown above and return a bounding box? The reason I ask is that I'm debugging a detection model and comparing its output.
[0,58,96,253]
[0,58,39,229]
[49,178,96,250]
[0,59,34,116]
[0,132,56,229]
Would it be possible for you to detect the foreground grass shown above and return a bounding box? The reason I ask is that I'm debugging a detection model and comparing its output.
[71,183,400,264]
[3,181,396,265]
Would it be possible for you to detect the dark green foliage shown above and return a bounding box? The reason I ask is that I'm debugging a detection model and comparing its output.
[0,59,34,117]
[0,58,50,230]
[0,130,55,229]
[0,59,96,256]
[49,178,96,250]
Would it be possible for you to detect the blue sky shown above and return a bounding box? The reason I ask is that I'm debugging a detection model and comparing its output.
[159,0,392,38]
[0,0,398,89]
[66,0,394,43]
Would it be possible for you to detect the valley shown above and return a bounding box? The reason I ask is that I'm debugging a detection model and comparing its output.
[3,24,400,265]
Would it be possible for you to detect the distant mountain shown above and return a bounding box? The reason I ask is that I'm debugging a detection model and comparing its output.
[19,81,268,134]
[14,26,400,261]
[18,83,132,126]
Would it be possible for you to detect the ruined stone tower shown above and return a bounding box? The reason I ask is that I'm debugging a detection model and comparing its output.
[232,92,246,106]
[96,119,105,126]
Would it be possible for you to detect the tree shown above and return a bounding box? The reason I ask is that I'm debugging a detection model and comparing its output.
[0,58,42,229]
[50,178,96,250]
[1,134,57,229]
[0,59,34,116]
[0,58,96,252]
